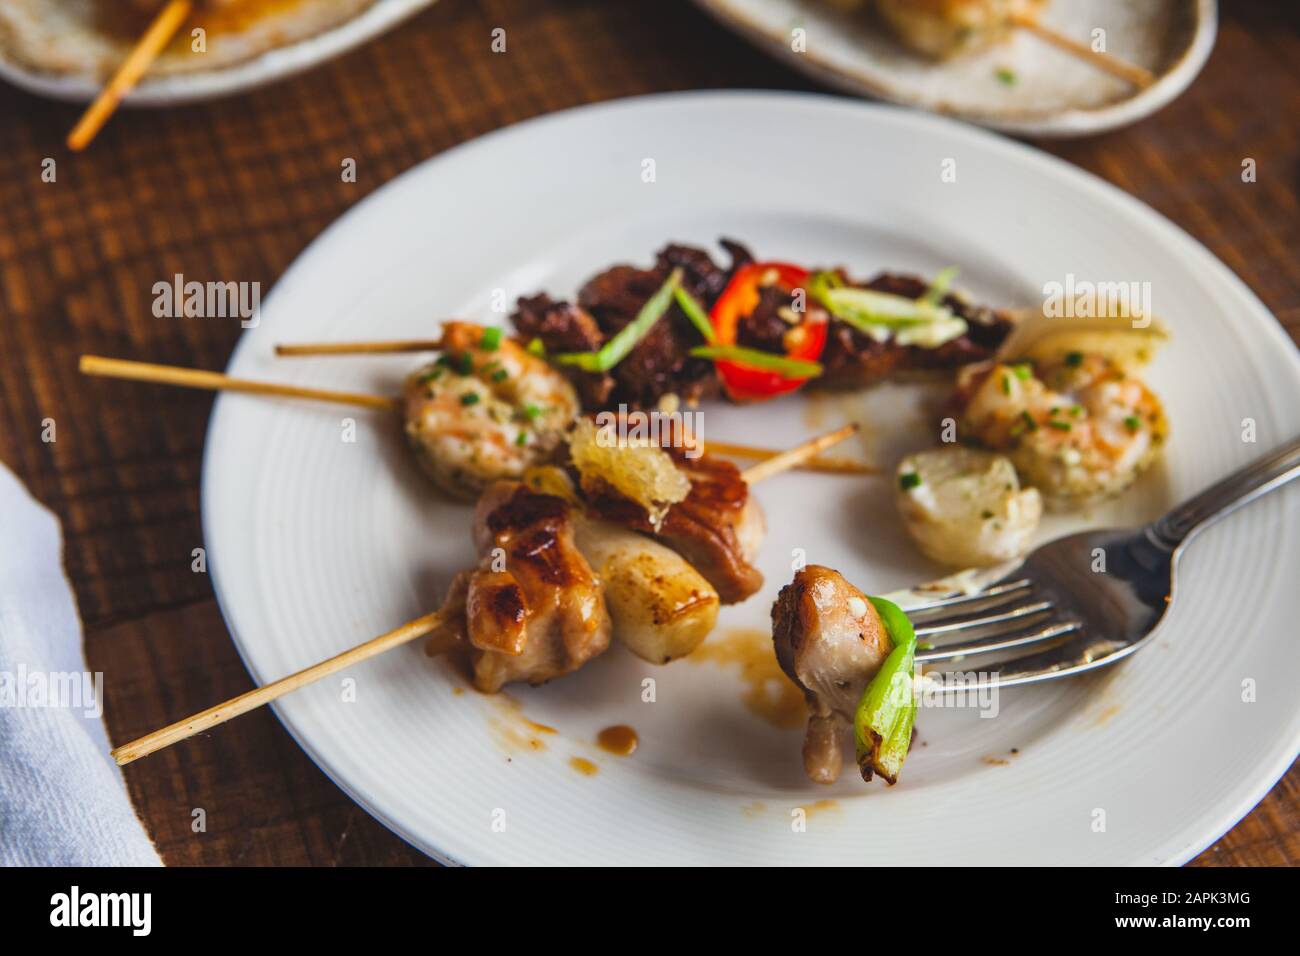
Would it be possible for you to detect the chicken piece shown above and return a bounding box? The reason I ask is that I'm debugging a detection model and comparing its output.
[583,445,765,604]
[772,566,893,784]
[429,482,611,692]
[875,0,1047,60]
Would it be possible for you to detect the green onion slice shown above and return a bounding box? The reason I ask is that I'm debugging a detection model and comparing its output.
[554,269,682,372]
[853,596,918,785]
[809,271,968,347]
[672,285,717,344]
[688,345,822,379]
[923,266,959,305]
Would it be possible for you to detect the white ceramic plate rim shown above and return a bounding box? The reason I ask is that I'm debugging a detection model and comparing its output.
[202,91,1300,866]
[691,0,1218,137]
[0,0,435,106]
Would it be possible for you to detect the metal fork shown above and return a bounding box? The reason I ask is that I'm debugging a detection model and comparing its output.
[884,437,1300,687]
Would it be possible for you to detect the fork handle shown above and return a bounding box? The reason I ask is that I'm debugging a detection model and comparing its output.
[1146,435,1300,551]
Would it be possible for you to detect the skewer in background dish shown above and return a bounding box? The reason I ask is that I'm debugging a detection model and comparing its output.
[839,0,1156,88]
[66,0,192,151]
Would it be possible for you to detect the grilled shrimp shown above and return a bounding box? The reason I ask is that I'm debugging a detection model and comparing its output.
[958,353,1168,510]
[402,322,580,499]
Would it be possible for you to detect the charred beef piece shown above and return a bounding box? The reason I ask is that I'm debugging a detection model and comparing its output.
[816,272,1014,389]
[576,241,753,408]
[583,447,765,605]
[511,240,757,410]
[511,293,616,408]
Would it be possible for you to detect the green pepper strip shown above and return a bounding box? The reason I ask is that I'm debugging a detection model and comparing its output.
[553,269,682,372]
[688,345,822,379]
[853,596,918,784]
[672,285,717,344]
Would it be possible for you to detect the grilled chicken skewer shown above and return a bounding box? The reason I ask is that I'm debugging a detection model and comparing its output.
[110,427,854,765]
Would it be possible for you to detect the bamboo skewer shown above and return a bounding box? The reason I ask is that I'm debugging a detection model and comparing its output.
[79,355,396,411]
[78,355,873,475]
[276,339,446,357]
[109,425,858,765]
[66,0,193,152]
[739,423,858,484]
[111,611,444,766]
[1013,15,1156,89]
[708,440,872,476]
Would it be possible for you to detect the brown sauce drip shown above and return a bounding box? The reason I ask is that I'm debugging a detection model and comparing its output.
[569,757,598,776]
[596,725,638,756]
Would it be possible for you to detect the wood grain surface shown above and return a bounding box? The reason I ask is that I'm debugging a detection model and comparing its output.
[0,0,1296,867]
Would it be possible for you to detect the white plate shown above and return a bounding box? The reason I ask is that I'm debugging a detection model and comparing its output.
[693,0,1217,137]
[202,91,1300,866]
[0,0,435,106]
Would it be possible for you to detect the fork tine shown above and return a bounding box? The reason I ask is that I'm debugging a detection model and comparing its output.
[917,620,1080,663]
[975,631,1134,687]
[913,600,1053,638]
[903,578,1035,618]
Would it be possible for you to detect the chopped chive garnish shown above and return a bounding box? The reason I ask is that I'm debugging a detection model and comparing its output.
[480,327,502,351]
[898,472,921,491]
[1065,351,1083,368]
[1001,373,1012,395]
[491,368,508,382]
[995,67,1017,86]
[418,367,444,384]
[554,269,682,372]
[522,403,542,421]
[1048,420,1072,431]
[526,337,546,358]
[672,285,717,344]
[1071,405,1083,417]
[981,510,994,520]
[459,392,480,406]
[1011,363,1032,380]
[515,432,528,447]
[437,352,473,375]
[1124,415,1141,431]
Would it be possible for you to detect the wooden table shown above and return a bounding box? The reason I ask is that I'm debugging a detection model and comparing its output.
[1,0,1295,866]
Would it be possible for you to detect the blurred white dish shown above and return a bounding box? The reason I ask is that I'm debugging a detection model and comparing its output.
[0,0,435,105]
[693,0,1217,136]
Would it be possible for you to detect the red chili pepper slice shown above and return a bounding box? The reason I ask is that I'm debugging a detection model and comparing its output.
[709,262,826,402]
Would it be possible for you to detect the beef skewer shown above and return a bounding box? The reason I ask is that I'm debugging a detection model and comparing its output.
[268,240,1015,408]
[108,427,855,765]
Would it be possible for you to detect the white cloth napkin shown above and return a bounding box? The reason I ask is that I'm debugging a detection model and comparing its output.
[0,461,160,866]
